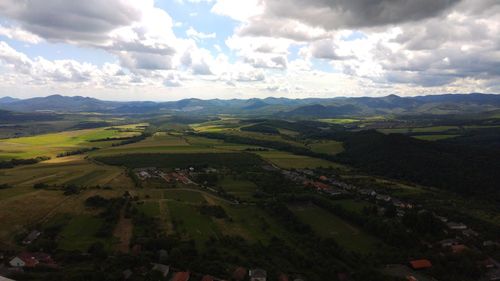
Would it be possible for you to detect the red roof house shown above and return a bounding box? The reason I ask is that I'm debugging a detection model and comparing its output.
[232,267,247,281]
[172,271,190,281]
[409,259,432,270]
[201,275,214,281]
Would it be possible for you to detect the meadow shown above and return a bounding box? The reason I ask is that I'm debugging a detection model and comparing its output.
[255,150,346,169]
[289,203,382,254]
[0,124,144,160]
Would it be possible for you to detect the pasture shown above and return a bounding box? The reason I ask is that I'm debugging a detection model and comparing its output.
[289,203,382,254]
[254,150,346,169]
[218,177,258,201]
[0,156,133,188]
[309,140,344,155]
[0,124,144,160]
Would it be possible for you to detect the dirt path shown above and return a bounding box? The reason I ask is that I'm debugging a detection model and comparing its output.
[159,199,174,235]
[113,206,133,253]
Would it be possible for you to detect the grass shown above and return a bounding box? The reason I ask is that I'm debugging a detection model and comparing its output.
[333,199,372,214]
[168,201,219,246]
[0,156,133,188]
[163,190,207,204]
[136,201,160,217]
[309,140,344,155]
[289,203,382,254]
[0,124,144,160]
[255,150,347,169]
[412,134,460,141]
[58,215,113,251]
[318,118,360,124]
[218,177,258,200]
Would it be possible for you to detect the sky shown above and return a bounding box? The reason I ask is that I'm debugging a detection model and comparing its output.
[0,0,498,101]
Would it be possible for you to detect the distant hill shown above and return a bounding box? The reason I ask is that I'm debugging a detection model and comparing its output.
[0,93,499,116]
[0,96,20,104]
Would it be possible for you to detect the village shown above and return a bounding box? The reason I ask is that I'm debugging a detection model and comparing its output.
[0,163,499,281]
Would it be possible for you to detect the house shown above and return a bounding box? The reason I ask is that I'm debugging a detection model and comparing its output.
[151,264,170,277]
[479,258,495,269]
[22,230,41,245]
[9,253,39,268]
[406,276,418,281]
[409,259,432,270]
[249,268,267,281]
[123,269,133,280]
[487,269,500,281]
[439,238,460,248]
[278,273,289,281]
[462,229,478,237]
[447,222,467,230]
[375,194,391,202]
[232,267,247,281]
[201,275,214,281]
[0,276,15,281]
[337,272,350,281]
[451,244,468,254]
[172,271,190,281]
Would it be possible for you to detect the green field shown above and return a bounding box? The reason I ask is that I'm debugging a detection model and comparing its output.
[255,150,346,169]
[168,201,220,245]
[164,189,207,203]
[0,156,133,188]
[412,134,460,141]
[0,124,144,160]
[309,140,344,155]
[289,204,382,254]
[58,215,114,251]
[95,152,264,170]
[136,201,160,217]
[218,177,258,200]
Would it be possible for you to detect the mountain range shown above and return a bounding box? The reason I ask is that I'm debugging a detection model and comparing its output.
[0,93,499,117]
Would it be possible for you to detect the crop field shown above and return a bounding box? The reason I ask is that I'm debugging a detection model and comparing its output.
[95,152,264,171]
[136,201,161,217]
[289,203,382,254]
[413,134,460,141]
[58,215,114,251]
[168,200,220,245]
[254,150,346,169]
[309,140,344,155]
[0,156,133,188]
[378,126,459,134]
[332,199,372,214]
[0,124,144,160]
[318,118,360,124]
[218,177,258,200]
[163,189,207,203]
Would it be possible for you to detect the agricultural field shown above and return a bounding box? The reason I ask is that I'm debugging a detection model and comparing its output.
[254,150,346,169]
[58,215,115,252]
[0,124,144,160]
[218,177,258,201]
[289,203,382,254]
[309,140,344,155]
[0,155,133,188]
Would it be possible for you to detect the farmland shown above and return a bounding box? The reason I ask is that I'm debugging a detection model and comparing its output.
[289,203,382,254]
[0,124,145,160]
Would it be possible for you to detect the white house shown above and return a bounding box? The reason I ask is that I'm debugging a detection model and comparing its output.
[9,257,25,267]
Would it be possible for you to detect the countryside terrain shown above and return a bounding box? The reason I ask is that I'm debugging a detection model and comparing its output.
[0,94,499,281]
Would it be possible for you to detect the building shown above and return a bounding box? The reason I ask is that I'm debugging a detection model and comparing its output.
[172,271,190,281]
[0,276,15,281]
[201,275,214,281]
[22,230,41,245]
[151,264,170,277]
[447,222,467,230]
[249,268,267,281]
[232,267,247,281]
[409,259,432,270]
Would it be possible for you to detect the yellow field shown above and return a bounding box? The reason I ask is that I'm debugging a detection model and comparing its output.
[0,155,133,188]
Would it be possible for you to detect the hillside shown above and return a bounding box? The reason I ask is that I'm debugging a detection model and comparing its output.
[1,93,500,116]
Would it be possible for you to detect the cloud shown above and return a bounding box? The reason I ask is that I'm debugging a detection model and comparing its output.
[0,0,145,43]
[186,27,216,41]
